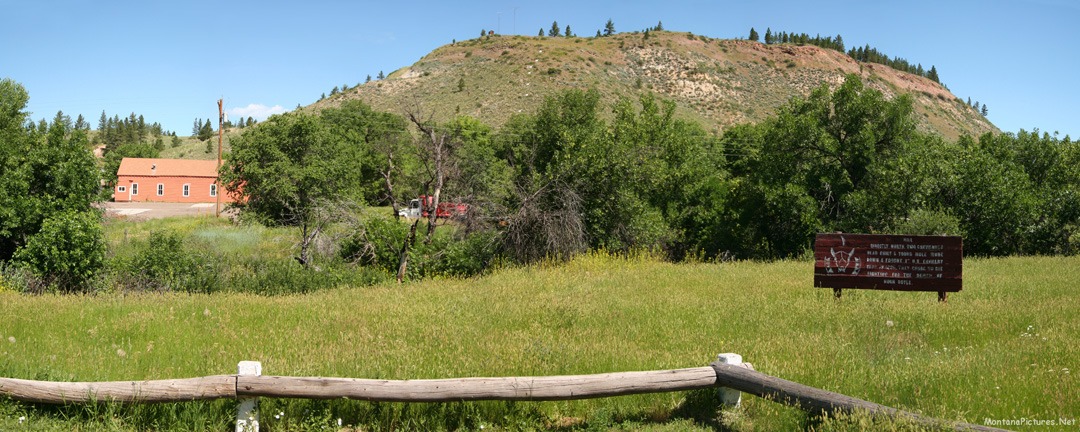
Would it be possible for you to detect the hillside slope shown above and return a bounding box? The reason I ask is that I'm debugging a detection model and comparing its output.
[314,31,996,140]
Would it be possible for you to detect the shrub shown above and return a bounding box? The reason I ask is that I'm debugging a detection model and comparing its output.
[126,230,220,293]
[340,216,499,280]
[13,210,105,292]
[888,208,963,237]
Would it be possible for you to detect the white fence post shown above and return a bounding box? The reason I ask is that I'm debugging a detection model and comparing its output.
[236,361,262,432]
[716,353,743,407]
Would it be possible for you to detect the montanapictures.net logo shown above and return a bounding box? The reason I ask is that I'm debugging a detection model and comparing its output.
[983,417,1075,427]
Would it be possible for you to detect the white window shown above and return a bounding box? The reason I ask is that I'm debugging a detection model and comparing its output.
[130,183,138,196]
[182,184,190,197]
[117,186,126,193]
[157,183,164,196]
[209,184,217,197]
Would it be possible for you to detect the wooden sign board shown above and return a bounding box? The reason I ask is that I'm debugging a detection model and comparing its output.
[814,233,962,301]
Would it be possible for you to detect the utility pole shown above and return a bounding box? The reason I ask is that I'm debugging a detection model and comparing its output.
[217,98,223,217]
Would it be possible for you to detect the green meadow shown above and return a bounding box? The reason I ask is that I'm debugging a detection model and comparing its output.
[0,218,1077,431]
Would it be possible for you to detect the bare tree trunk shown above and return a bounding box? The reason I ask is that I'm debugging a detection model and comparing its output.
[426,171,442,243]
[396,219,419,283]
[405,109,450,244]
[383,149,398,220]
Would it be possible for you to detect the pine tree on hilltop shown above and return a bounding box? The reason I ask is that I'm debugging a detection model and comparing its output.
[749,27,759,42]
[604,19,615,36]
[927,65,940,83]
[654,20,663,31]
[549,21,561,37]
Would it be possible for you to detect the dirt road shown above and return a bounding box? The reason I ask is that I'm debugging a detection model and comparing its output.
[101,202,236,220]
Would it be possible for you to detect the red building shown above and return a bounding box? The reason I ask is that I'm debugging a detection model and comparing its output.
[113,158,235,203]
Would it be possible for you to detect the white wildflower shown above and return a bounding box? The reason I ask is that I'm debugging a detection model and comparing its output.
[885,320,894,327]
[7,336,14,343]
[18,416,26,424]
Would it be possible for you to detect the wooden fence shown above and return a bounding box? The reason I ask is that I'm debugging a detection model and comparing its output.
[0,355,1005,432]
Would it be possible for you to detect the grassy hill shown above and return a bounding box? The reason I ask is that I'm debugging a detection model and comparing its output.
[312,31,996,141]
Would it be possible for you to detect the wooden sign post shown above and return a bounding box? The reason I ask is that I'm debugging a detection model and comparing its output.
[813,234,962,302]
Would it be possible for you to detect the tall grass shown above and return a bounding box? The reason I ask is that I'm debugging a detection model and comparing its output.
[1,252,1077,430]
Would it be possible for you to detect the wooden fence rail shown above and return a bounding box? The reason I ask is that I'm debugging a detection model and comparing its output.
[0,357,1005,432]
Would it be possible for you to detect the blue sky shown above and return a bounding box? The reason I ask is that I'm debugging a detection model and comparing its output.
[3,0,1077,138]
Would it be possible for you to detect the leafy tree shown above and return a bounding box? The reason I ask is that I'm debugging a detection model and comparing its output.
[222,111,369,266]
[596,30,602,38]
[604,19,615,36]
[927,65,939,83]
[764,27,773,44]
[549,21,561,37]
[565,25,572,37]
[377,70,385,80]
[981,104,988,116]
[0,78,103,291]
[727,74,916,256]
[748,27,759,42]
[539,28,544,37]
[319,99,409,208]
[480,29,486,38]
[654,21,663,31]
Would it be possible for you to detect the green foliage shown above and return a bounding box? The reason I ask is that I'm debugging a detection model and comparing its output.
[763,29,845,52]
[223,111,361,226]
[318,100,409,206]
[724,74,915,256]
[1,79,103,290]
[495,90,728,260]
[197,117,214,141]
[887,208,963,236]
[549,20,560,37]
[748,27,759,42]
[340,215,498,280]
[125,230,217,293]
[604,19,615,36]
[13,210,105,291]
[848,43,941,83]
